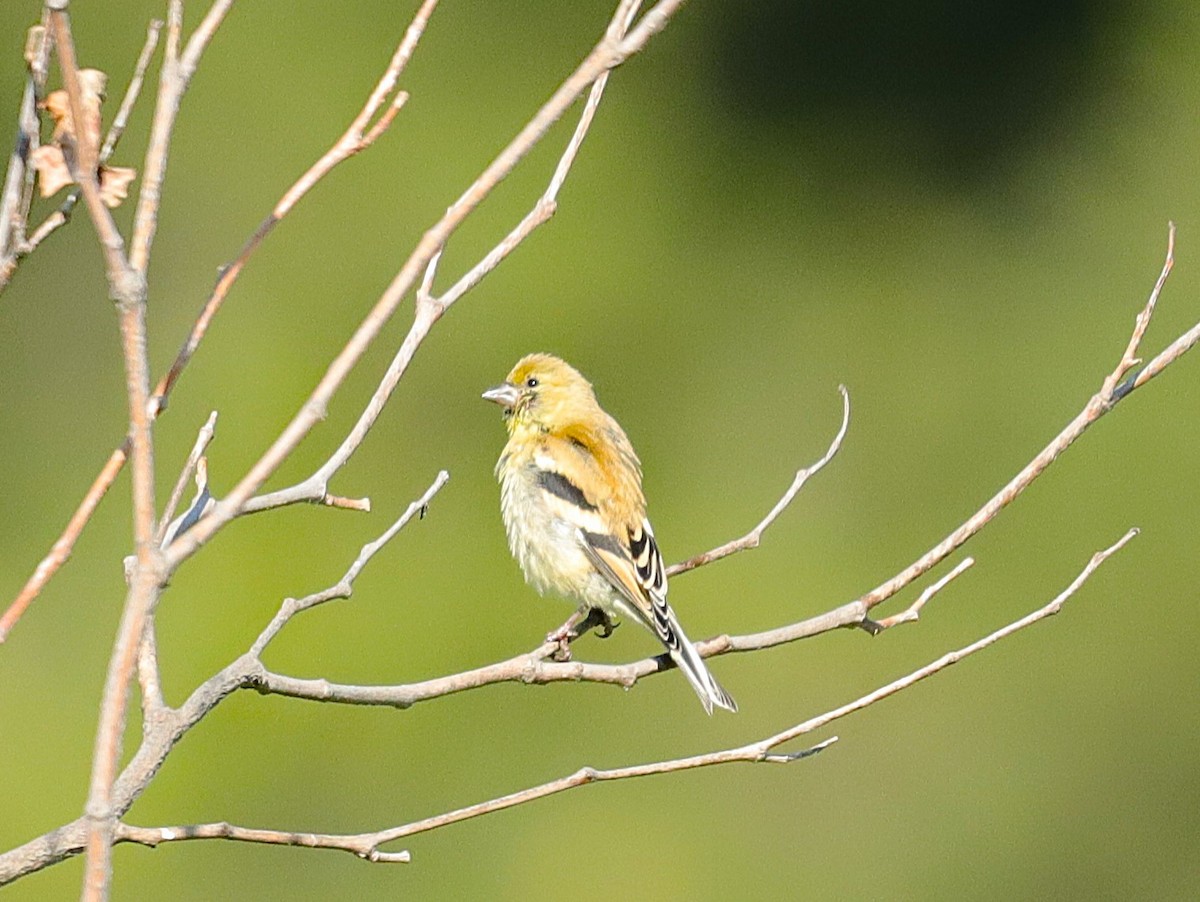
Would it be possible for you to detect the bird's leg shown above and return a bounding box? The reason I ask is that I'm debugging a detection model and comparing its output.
[591,609,618,639]
[545,608,616,661]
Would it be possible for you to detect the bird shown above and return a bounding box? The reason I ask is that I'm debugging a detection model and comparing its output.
[482,352,737,714]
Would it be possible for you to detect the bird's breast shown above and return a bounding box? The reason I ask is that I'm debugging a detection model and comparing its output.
[498,462,619,611]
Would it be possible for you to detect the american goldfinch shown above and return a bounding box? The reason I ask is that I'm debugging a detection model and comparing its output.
[483,353,737,714]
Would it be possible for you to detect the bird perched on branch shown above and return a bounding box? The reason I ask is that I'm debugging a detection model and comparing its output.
[483,353,737,714]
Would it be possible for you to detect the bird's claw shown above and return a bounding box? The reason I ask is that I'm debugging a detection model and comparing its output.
[544,609,618,660]
[546,627,576,662]
[546,613,583,661]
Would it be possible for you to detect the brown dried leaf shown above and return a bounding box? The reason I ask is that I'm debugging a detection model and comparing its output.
[34,68,136,207]
[30,145,72,197]
[99,166,136,208]
[41,68,108,152]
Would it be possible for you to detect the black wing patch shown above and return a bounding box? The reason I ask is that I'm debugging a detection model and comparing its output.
[537,469,597,512]
[581,530,624,557]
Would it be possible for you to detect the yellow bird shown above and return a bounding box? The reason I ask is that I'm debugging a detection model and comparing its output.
[483,353,736,714]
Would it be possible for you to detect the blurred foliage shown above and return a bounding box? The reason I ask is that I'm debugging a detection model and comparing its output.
[1,1,1198,899]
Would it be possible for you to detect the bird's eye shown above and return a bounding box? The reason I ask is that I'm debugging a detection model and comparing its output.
[525,377,539,388]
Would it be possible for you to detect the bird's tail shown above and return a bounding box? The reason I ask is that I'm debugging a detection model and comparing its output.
[664,607,737,715]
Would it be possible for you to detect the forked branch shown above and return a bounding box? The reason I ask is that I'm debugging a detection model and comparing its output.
[111,528,1133,866]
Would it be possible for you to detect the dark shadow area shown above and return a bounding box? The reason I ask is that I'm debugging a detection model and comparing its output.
[710,0,1133,186]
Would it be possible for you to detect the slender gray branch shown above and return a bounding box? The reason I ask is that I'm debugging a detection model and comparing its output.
[100,527,1131,869]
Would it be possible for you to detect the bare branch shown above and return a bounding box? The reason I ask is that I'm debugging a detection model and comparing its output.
[0,445,126,642]
[164,0,691,571]
[249,471,450,658]
[7,199,74,268]
[0,16,51,290]
[668,384,850,577]
[151,0,432,415]
[121,528,1129,871]
[156,411,218,544]
[862,556,975,633]
[99,19,162,164]
[114,821,412,864]
[424,0,645,310]
[244,0,639,518]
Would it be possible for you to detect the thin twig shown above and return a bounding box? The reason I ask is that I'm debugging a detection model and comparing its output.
[156,411,218,544]
[150,0,432,414]
[18,16,163,260]
[0,445,126,642]
[423,0,644,310]
[668,384,850,577]
[236,0,653,519]
[861,556,975,633]
[114,821,412,864]
[0,16,51,290]
[164,0,691,570]
[100,19,162,163]
[108,529,1131,868]
[0,0,430,639]
[249,471,450,659]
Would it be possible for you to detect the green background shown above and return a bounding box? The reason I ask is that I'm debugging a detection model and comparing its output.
[2,1,1198,899]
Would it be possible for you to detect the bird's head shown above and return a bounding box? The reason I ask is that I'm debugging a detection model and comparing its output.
[482,353,598,434]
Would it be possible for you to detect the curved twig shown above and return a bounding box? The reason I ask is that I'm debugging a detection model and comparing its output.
[669,384,850,577]
[104,529,1130,869]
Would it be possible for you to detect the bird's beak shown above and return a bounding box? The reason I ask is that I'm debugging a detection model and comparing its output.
[482,382,520,409]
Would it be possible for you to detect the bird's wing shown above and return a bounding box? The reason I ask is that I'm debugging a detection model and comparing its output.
[577,520,677,650]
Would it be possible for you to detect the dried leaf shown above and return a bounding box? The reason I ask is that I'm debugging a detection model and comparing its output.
[34,68,137,207]
[99,166,136,208]
[41,68,107,152]
[30,145,72,197]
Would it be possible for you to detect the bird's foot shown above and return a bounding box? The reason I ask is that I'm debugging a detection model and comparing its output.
[544,609,618,660]
[546,610,586,662]
[592,611,618,639]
